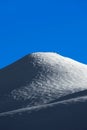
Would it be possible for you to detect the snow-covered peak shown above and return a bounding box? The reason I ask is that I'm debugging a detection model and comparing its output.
[29,52,87,67]
[10,52,87,104]
[0,52,87,112]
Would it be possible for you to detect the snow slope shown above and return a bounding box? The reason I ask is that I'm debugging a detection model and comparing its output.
[0,52,87,113]
[0,52,87,130]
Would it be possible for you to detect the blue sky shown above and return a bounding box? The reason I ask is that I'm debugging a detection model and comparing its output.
[0,0,87,69]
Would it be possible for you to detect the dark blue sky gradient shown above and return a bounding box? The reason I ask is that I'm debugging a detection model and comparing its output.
[0,0,87,68]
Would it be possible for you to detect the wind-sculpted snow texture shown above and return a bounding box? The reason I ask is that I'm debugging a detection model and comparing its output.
[0,52,87,130]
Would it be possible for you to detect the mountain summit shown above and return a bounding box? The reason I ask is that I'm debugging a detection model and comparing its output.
[0,52,87,130]
[0,52,87,113]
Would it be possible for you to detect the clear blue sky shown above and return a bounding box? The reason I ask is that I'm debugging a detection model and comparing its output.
[0,0,87,69]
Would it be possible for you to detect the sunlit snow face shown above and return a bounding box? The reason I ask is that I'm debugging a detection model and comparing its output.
[0,52,87,114]
[8,52,87,107]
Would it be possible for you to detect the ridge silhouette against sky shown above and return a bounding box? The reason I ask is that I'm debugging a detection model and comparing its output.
[0,0,87,69]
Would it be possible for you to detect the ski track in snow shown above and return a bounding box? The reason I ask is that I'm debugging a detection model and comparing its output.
[0,95,87,117]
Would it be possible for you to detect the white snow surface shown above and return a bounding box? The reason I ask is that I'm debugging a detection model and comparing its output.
[10,52,87,107]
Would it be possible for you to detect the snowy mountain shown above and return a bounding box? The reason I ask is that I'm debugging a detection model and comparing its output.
[0,52,87,130]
